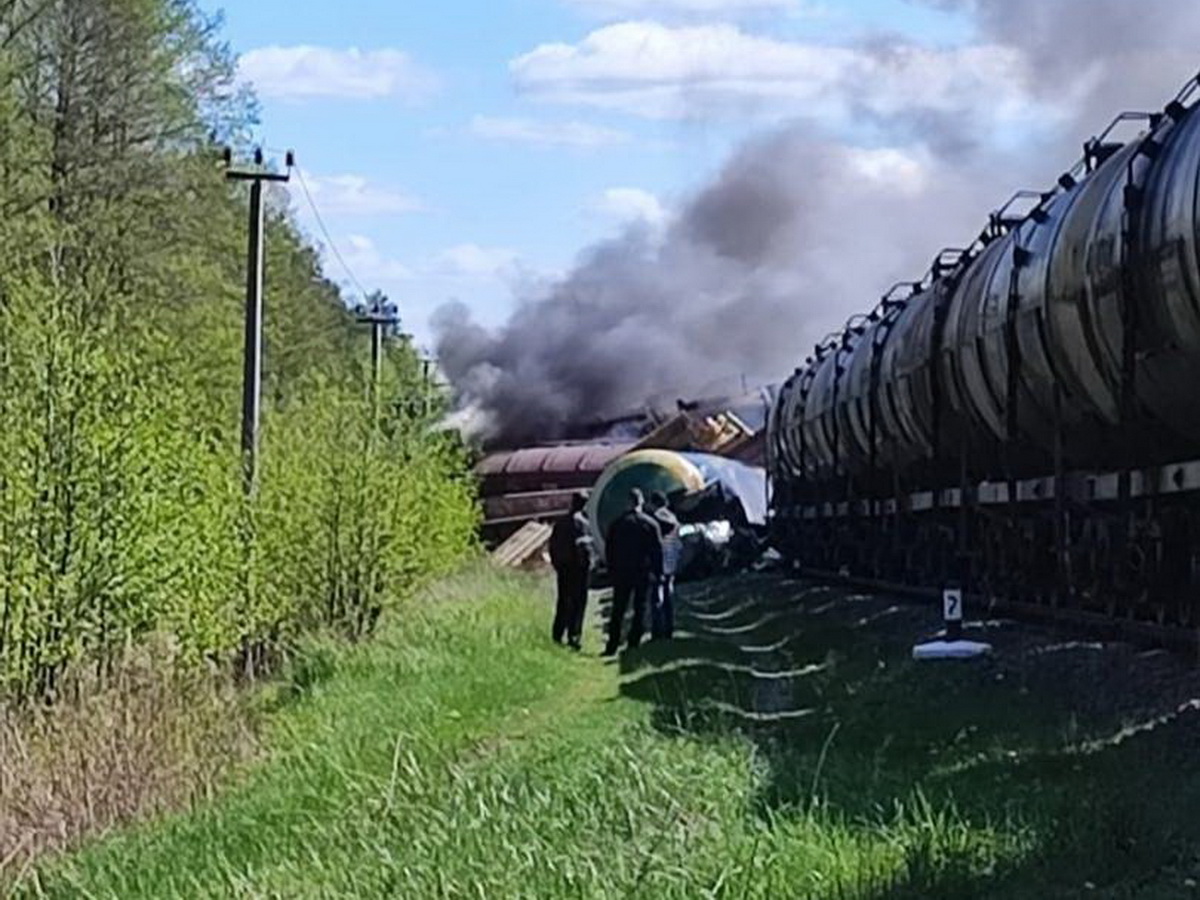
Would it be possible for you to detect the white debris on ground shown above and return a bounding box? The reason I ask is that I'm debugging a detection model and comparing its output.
[912,639,994,661]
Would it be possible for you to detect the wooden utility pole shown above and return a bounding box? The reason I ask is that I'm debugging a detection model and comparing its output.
[224,147,293,495]
[421,358,433,416]
[356,292,400,404]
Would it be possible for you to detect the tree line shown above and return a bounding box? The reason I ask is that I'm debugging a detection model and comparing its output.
[0,0,479,702]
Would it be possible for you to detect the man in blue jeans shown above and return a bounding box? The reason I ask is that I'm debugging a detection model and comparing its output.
[602,489,662,656]
[648,491,680,640]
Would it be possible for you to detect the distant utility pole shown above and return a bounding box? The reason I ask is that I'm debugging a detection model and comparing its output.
[356,292,401,402]
[421,358,433,416]
[224,146,294,496]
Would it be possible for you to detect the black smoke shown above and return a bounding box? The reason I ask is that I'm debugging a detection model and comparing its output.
[435,137,994,447]
[436,3,1200,449]
[925,0,1200,136]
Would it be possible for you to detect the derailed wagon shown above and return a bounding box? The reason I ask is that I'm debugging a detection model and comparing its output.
[586,449,768,581]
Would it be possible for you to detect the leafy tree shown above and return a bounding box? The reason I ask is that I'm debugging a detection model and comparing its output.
[0,0,479,701]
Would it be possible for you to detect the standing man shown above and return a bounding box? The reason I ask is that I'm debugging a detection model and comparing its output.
[603,488,662,657]
[648,491,681,640]
[549,492,594,651]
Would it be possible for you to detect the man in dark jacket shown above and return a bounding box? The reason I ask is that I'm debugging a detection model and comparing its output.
[648,491,681,640]
[549,492,593,650]
[602,488,663,656]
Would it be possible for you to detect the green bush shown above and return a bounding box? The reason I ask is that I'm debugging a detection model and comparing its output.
[0,0,480,701]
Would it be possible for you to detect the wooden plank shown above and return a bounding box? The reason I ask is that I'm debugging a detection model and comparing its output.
[492,521,553,568]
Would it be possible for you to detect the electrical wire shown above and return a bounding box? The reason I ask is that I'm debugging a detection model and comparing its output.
[292,165,371,300]
[284,165,426,365]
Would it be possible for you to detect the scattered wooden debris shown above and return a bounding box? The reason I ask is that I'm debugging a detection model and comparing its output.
[491,521,553,568]
[633,409,756,455]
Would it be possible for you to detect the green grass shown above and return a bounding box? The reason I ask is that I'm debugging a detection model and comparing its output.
[14,568,1200,898]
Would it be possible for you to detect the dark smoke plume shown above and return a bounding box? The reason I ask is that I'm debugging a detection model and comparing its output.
[437,2,1200,448]
[436,139,991,447]
[927,0,1200,136]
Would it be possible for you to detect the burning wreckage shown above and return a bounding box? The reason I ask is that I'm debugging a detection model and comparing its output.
[479,389,775,579]
[585,449,768,581]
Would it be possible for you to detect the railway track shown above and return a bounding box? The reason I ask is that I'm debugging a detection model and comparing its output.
[799,567,1200,657]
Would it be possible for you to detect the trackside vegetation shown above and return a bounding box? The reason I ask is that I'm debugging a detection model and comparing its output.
[21,570,1200,898]
[0,0,478,702]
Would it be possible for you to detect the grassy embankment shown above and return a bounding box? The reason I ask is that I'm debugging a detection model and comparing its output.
[15,567,1200,898]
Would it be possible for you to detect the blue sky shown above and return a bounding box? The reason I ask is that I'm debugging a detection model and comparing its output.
[202,0,980,351]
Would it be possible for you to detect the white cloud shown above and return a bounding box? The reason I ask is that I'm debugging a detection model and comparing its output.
[845,148,929,194]
[565,0,806,15]
[591,187,670,228]
[321,239,529,289]
[435,244,521,279]
[240,46,437,101]
[337,234,414,284]
[468,115,630,148]
[510,22,1040,124]
[298,172,424,216]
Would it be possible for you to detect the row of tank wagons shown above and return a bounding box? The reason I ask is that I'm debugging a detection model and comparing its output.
[769,76,1200,497]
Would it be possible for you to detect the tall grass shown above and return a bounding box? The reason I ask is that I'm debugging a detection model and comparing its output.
[8,569,1106,900]
[0,640,257,881]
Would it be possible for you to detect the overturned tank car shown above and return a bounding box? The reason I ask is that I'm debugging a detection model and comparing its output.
[586,449,768,579]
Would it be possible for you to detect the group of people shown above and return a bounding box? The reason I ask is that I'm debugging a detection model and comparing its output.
[548,487,681,656]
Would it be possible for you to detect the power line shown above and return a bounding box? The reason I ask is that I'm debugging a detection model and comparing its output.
[282,161,436,400]
[293,165,370,300]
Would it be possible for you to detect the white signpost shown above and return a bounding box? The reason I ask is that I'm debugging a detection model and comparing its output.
[913,586,992,661]
[943,588,963,637]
